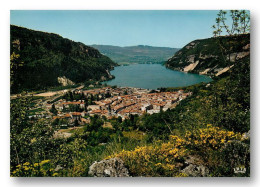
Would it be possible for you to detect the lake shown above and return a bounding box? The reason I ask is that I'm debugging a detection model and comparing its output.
[104,64,212,90]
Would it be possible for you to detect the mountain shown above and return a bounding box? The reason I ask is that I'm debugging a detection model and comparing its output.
[165,34,250,77]
[91,45,180,64]
[10,25,117,93]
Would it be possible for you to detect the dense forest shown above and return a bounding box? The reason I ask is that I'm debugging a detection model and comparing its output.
[10,25,117,93]
[91,44,179,64]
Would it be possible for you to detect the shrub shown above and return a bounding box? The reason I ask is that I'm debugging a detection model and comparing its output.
[11,160,59,177]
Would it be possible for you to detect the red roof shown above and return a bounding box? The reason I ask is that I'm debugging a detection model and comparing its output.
[62,101,83,105]
[71,112,82,116]
[65,113,71,117]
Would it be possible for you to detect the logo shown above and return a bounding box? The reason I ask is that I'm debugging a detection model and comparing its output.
[234,166,246,174]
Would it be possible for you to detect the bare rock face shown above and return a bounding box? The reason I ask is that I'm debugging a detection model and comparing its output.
[242,130,250,140]
[57,76,75,86]
[88,158,130,177]
[181,156,209,177]
[106,69,113,79]
[185,42,198,49]
[228,52,250,62]
[182,164,209,177]
[243,44,250,50]
[186,55,196,63]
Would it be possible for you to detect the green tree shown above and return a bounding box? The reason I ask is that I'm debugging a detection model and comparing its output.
[10,52,24,90]
[85,115,104,132]
[10,96,62,169]
[50,104,58,115]
[74,119,80,127]
[212,10,250,37]
[212,10,250,66]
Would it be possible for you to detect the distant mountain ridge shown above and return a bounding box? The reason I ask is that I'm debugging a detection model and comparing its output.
[165,34,250,77]
[10,25,117,93]
[91,44,180,64]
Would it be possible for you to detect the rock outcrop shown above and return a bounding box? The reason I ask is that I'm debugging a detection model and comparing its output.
[181,156,209,177]
[215,65,234,76]
[183,61,199,72]
[88,158,130,177]
[57,76,75,86]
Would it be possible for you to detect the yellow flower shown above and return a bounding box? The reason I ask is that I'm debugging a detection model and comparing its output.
[52,173,59,177]
[175,172,188,177]
[155,163,162,166]
[40,160,50,166]
[23,162,30,166]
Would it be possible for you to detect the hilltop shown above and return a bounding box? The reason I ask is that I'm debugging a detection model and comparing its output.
[10,25,117,94]
[165,34,250,77]
[91,44,179,64]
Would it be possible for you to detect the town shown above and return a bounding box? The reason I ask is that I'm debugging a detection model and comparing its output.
[27,86,192,128]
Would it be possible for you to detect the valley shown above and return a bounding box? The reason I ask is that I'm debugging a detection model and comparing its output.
[10,10,250,178]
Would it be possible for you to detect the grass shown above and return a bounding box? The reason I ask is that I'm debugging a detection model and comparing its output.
[28,108,45,115]
[122,131,146,141]
[47,84,81,92]
[102,122,113,129]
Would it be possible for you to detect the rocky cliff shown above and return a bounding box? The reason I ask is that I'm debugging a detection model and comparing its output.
[165,34,250,77]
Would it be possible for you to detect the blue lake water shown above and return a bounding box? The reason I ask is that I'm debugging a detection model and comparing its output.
[104,64,212,90]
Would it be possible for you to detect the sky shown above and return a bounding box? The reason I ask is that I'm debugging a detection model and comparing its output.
[10,10,219,48]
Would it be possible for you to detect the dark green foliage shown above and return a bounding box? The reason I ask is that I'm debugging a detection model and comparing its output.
[91,45,179,64]
[81,115,116,146]
[10,25,117,93]
[211,57,250,132]
[10,96,63,168]
[85,115,104,132]
[49,104,58,115]
[28,108,45,115]
[74,119,80,127]
[213,140,250,177]
[47,84,81,92]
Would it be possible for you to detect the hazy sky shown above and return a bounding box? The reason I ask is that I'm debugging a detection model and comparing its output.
[10,10,219,48]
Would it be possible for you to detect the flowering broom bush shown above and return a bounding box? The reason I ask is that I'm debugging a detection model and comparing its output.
[185,124,242,150]
[106,135,187,176]
[11,160,59,177]
[106,124,243,177]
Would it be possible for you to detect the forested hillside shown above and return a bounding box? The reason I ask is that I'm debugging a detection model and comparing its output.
[165,34,250,77]
[91,45,179,64]
[10,25,117,93]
